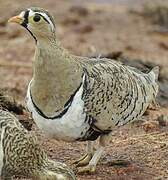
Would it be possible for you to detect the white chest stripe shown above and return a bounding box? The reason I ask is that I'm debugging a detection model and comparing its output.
[26,75,89,141]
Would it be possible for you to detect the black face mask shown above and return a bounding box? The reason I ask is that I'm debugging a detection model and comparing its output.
[21,10,29,28]
[21,10,37,42]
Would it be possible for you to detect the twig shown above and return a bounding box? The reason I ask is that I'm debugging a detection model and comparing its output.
[0,60,31,68]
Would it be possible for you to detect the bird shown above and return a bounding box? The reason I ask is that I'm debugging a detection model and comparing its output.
[8,7,159,174]
[0,109,76,180]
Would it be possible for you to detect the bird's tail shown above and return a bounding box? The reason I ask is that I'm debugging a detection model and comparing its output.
[147,66,159,106]
[148,66,159,82]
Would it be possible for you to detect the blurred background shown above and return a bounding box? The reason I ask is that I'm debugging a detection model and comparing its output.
[0,0,168,179]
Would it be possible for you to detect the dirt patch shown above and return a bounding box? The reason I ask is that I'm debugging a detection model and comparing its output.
[0,89,33,131]
[142,1,168,30]
[0,89,24,114]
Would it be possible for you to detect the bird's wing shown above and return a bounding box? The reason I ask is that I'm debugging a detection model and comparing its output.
[80,57,158,130]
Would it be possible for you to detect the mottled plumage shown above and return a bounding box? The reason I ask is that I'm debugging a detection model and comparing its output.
[0,110,76,179]
[8,7,159,174]
[79,58,158,139]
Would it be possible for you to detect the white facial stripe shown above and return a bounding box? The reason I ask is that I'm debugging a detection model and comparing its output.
[37,12,55,31]
[28,9,55,31]
[28,9,34,17]
[19,11,25,18]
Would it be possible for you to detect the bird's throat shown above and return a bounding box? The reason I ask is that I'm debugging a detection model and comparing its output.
[30,39,83,117]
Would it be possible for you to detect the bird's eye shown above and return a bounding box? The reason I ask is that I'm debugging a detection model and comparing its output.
[33,15,41,22]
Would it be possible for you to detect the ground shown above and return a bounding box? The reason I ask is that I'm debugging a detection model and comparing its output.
[0,0,168,179]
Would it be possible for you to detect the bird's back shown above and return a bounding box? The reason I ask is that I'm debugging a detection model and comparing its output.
[0,110,76,179]
[81,58,159,131]
[0,110,40,177]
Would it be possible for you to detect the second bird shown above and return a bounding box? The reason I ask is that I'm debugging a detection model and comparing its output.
[9,7,159,174]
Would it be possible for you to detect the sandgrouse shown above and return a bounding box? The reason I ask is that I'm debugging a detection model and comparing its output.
[0,109,76,180]
[9,7,159,173]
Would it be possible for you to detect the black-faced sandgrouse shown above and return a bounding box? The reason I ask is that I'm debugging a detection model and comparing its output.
[8,7,159,174]
[0,109,76,179]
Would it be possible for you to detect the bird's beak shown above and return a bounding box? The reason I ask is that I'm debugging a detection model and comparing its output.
[8,15,23,24]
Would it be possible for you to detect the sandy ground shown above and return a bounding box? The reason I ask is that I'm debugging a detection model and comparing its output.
[0,0,168,179]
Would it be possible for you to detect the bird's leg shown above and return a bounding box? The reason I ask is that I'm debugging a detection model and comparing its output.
[73,141,94,166]
[77,133,110,174]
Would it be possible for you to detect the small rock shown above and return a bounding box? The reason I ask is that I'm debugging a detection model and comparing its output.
[74,23,94,34]
[69,5,89,17]
[0,28,7,35]
[61,16,80,26]
[105,159,131,167]
[142,120,159,132]
[0,17,7,26]
[143,109,150,116]
[143,2,168,29]
[157,115,168,126]
[0,90,24,115]
[159,42,168,50]
[17,114,33,131]
[125,45,135,51]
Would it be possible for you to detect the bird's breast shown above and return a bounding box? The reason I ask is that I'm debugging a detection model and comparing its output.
[26,77,90,142]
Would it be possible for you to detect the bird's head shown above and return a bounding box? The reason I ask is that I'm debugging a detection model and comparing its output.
[34,171,70,180]
[33,160,76,180]
[8,7,56,41]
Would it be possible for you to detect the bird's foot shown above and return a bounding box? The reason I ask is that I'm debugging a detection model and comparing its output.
[77,164,96,174]
[73,153,93,167]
